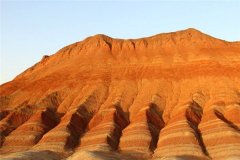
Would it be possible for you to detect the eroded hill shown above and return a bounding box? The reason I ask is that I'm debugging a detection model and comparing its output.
[0,28,240,160]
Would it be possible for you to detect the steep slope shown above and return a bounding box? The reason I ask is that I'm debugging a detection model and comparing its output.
[0,28,240,160]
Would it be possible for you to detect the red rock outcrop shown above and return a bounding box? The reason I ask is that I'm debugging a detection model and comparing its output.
[0,28,240,160]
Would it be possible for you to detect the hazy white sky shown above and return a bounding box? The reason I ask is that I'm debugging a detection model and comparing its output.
[1,0,240,84]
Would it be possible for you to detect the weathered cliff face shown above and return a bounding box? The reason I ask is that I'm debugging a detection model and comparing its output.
[0,28,240,160]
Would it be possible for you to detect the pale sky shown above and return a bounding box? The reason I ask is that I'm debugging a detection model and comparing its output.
[1,0,240,84]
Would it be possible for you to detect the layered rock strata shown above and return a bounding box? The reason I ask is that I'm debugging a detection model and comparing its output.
[1,28,240,160]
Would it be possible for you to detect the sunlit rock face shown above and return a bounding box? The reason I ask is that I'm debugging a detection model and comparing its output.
[1,28,240,160]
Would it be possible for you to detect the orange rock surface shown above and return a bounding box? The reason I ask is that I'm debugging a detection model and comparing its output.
[0,28,240,160]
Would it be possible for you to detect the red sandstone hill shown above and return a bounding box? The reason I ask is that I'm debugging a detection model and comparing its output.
[0,28,240,160]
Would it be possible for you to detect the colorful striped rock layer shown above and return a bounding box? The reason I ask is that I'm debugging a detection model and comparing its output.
[0,28,240,160]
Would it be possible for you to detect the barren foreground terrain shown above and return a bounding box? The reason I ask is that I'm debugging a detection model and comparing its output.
[0,28,240,160]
